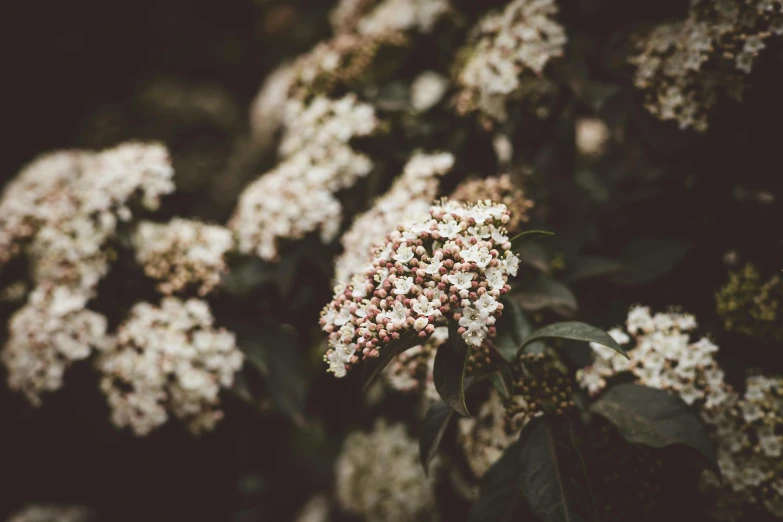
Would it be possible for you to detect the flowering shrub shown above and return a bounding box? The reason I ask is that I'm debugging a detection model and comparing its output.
[2,0,782,520]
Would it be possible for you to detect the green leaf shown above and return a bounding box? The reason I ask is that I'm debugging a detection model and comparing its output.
[419,401,455,473]
[491,366,514,399]
[609,239,690,286]
[468,432,527,522]
[260,325,308,428]
[514,276,578,315]
[521,321,628,359]
[469,416,595,522]
[362,331,421,392]
[509,230,555,255]
[516,242,550,272]
[590,383,718,472]
[433,320,472,417]
[518,417,596,522]
[565,256,625,283]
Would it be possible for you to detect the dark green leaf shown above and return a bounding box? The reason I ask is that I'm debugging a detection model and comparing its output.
[468,432,527,522]
[469,417,595,522]
[516,242,550,272]
[522,321,628,359]
[491,366,514,399]
[419,401,455,473]
[433,320,472,417]
[518,417,595,522]
[362,331,421,391]
[591,383,718,472]
[514,276,578,315]
[509,230,555,255]
[565,256,625,282]
[609,239,690,286]
[260,325,307,428]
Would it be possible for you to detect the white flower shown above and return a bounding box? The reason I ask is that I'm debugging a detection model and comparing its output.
[393,276,414,295]
[414,317,428,331]
[413,296,438,317]
[394,246,415,263]
[437,218,462,239]
[459,306,484,329]
[485,267,505,290]
[501,253,520,276]
[463,323,489,346]
[474,293,499,316]
[448,271,475,290]
[425,257,443,274]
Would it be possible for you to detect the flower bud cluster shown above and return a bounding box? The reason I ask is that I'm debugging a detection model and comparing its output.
[450,174,533,234]
[700,375,783,519]
[133,218,234,297]
[230,94,379,261]
[334,151,455,283]
[454,0,566,124]
[335,420,437,522]
[457,389,528,479]
[95,297,243,436]
[630,0,783,131]
[716,263,783,342]
[506,351,575,421]
[577,306,730,409]
[321,198,520,377]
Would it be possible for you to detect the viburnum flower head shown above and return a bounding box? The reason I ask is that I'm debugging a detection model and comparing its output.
[321,198,518,377]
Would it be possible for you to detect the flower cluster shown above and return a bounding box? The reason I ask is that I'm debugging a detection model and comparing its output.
[133,218,234,297]
[450,174,533,234]
[334,151,455,283]
[230,94,378,261]
[95,297,243,436]
[6,505,94,522]
[0,143,175,291]
[384,326,446,401]
[630,0,783,131]
[457,389,528,479]
[454,0,566,124]
[700,375,783,519]
[335,420,437,522]
[321,199,520,377]
[577,306,730,409]
[1,285,110,406]
[0,142,175,405]
[716,263,783,342]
